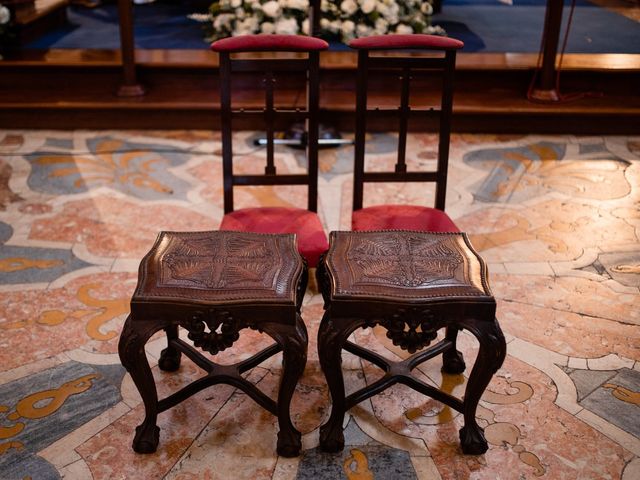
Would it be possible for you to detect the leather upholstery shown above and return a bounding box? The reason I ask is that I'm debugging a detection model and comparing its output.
[323,230,491,304]
[133,230,304,306]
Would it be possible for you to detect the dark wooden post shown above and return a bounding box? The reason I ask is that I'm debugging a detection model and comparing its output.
[116,0,145,96]
[530,0,564,102]
[309,0,321,35]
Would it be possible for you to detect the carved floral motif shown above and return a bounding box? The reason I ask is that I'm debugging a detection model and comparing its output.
[364,307,444,354]
[351,233,463,288]
[183,309,241,355]
[161,235,276,291]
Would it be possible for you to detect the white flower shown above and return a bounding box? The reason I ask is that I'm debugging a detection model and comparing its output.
[383,3,399,23]
[341,19,355,35]
[234,16,259,35]
[421,2,433,15]
[395,23,413,34]
[235,7,245,18]
[374,17,388,34]
[188,12,211,22]
[261,0,281,17]
[275,16,299,34]
[0,5,10,25]
[230,0,242,7]
[214,13,235,30]
[328,20,340,33]
[321,0,337,12]
[286,0,309,10]
[340,0,358,15]
[302,18,310,35]
[426,24,446,35]
[356,23,372,37]
[261,21,276,33]
[359,0,376,14]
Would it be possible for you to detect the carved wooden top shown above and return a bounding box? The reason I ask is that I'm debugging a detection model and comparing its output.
[324,231,493,303]
[133,231,304,305]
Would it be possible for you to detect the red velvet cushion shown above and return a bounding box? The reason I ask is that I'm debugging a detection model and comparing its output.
[211,35,329,53]
[352,205,459,232]
[349,34,464,51]
[219,207,328,267]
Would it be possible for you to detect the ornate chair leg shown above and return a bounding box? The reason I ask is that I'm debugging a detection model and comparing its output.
[442,326,466,374]
[318,312,356,452]
[458,318,507,455]
[118,315,164,453]
[266,314,308,457]
[158,324,181,372]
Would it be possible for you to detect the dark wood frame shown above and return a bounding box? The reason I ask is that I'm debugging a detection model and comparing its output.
[352,49,457,212]
[315,231,507,455]
[530,0,565,101]
[218,50,321,214]
[118,231,310,457]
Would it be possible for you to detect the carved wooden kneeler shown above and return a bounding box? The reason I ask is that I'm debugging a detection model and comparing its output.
[316,230,506,455]
[118,230,308,457]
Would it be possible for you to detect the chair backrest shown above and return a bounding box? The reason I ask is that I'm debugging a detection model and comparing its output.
[349,35,464,213]
[211,35,328,214]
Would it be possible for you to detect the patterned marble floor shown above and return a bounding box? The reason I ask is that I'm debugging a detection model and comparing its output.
[0,130,638,480]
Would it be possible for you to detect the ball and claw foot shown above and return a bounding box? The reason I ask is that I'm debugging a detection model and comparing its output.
[133,424,160,454]
[158,347,181,372]
[442,348,466,374]
[319,425,345,453]
[459,425,488,455]
[276,430,302,457]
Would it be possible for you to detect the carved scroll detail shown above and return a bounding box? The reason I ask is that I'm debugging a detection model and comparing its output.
[183,309,242,355]
[367,307,445,354]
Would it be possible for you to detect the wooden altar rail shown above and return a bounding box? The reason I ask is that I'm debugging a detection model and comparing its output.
[115,0,566,99]
[4,49,640,72]
[1,51,639,132]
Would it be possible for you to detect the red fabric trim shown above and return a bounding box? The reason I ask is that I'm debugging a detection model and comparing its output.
[211,34,329,53]
[349,34,464,51]
[219,207,328,267]
[352,205,459,232]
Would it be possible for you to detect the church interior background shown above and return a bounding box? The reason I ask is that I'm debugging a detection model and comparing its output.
[0,0,639,479]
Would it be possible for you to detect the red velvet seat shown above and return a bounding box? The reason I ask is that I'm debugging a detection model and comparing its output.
[347,34,463,233]
[219,207,329,268]
[351,205,459,232]
[349,34,464,51]
[211,34,328,52]
[211,35,329,267]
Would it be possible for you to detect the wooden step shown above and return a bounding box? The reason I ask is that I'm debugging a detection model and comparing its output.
[1,50,639,133]
[10,0,70,44]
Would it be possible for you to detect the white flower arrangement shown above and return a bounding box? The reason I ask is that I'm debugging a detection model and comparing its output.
[0,3,11,48]
[191,0,310,41]
[321,0,443,41]
[191,0,443,43]
[0,3,10,28]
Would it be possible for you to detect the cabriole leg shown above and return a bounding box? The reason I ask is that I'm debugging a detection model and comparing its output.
[158,324,181,372]
[318,312,358,452]
[118,315,164,453]
[265,314,308,457]
[459,318,506,454]
[442,326,466,374]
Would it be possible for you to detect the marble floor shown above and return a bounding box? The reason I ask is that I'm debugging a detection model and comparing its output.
[0,130,638,479]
